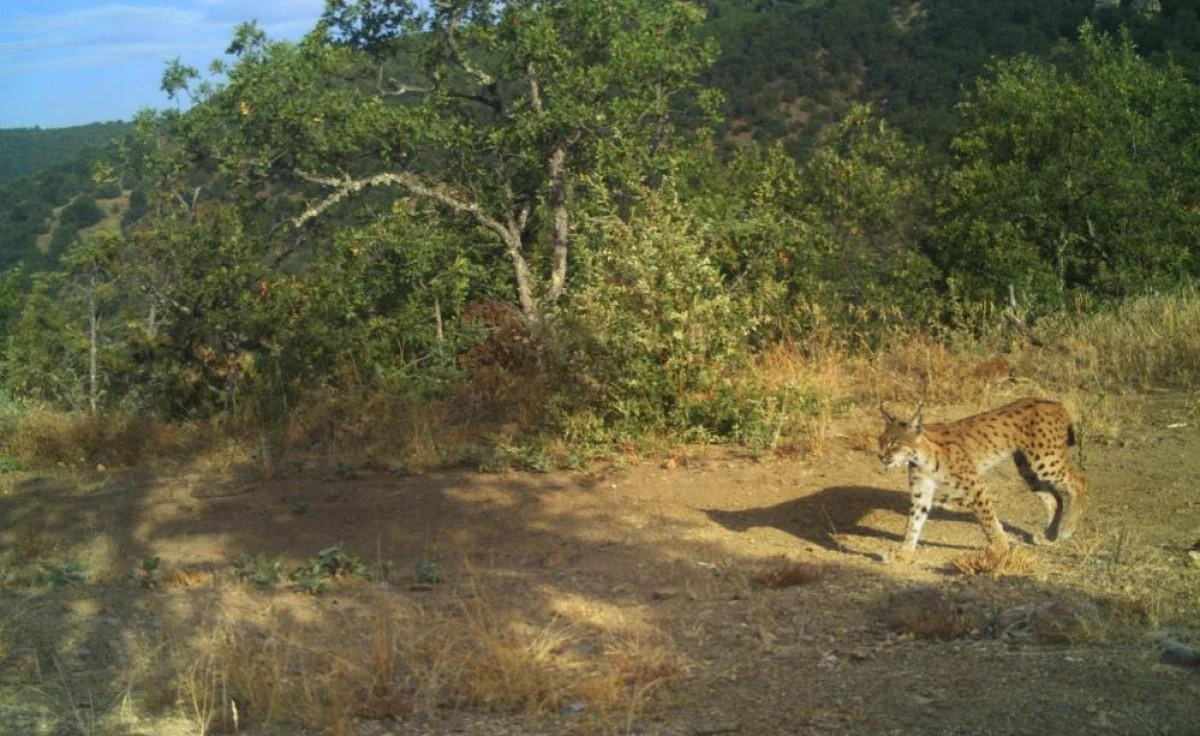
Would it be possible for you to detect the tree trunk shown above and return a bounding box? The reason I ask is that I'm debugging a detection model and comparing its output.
[88,268,100,415]
[547,143,570,304]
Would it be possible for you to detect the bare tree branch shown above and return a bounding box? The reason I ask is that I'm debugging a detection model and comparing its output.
[438,3,495,88]
[293,169,511,242]
[294,166,542,322]
[377,64,430,97]
[527,62,543,114]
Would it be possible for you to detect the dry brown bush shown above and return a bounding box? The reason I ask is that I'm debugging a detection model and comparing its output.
[951,545,1039,577]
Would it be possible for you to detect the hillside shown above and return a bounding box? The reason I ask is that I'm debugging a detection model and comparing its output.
[0,149,139,274]
[702,0,1197,154]
[2,1,1198,276]
[0,121,132,185]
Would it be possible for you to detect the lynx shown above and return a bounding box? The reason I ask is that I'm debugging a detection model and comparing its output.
[877,397,1085,562]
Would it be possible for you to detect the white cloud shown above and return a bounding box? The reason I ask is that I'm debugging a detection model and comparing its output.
[0,2,324,73]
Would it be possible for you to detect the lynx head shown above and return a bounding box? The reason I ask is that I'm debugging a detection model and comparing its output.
[877,403,924,468]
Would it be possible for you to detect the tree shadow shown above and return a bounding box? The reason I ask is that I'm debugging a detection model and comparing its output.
[0,460,1194,735]
[701,484,980,558]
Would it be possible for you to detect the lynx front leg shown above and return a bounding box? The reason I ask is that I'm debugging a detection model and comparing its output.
[889,473,937,563]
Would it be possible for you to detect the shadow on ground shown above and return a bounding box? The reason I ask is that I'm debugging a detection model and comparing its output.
[701,484,981,556]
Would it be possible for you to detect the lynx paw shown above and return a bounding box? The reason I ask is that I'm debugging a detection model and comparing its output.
[880,549,915,565]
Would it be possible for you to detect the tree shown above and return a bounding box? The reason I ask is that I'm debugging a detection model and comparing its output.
[682,105,936,339]
[6,233,124,411]
[170,0,721,327]
[939,22,1200,308]
[60,232,123,413]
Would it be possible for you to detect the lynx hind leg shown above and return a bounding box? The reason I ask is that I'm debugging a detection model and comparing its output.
[1048,457,1085,541]
[966,481,1010,551]
[1015,451,1084,544]
[1014,452,1061,544]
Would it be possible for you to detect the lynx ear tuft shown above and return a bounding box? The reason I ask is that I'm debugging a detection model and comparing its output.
[910,402,925,432]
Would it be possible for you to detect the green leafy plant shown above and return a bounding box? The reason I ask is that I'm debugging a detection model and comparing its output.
[290,546,367,595]
[134,555,161,589]
[232,552,285,587]
[413,560,442,586]
[37,560,86,587]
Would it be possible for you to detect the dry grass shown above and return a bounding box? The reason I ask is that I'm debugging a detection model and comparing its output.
[756,289,1200,453]
[0,405,206,469]
[146,582,687,734]
[283,387,476,473]
[1035,289,1200,391]
[950,545,1039,577]
[752,559,824,588]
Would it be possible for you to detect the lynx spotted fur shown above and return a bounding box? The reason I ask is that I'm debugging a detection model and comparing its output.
[877,398,1085,562]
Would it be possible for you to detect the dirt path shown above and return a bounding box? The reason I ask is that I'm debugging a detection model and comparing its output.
[1,394,1198,734]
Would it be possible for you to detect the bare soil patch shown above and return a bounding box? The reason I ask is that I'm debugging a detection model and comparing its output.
[1,393,1198,734]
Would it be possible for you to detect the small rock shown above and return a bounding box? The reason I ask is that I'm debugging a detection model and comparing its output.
[562,700,586,716]
[847,646,873,661]
[1151,631,1200,667]
[994,601,1089,645]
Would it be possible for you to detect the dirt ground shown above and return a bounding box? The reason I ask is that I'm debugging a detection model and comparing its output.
[1,392,1198,735]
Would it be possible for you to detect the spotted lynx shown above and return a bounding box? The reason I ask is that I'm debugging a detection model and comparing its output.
[877,398,1085,562]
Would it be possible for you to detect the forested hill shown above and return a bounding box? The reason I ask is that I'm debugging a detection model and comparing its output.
[0,121,132,184]
[702,0,1198,155]
[1,0,1197,281]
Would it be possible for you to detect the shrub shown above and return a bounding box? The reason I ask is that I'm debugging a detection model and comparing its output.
[549,182,786,444]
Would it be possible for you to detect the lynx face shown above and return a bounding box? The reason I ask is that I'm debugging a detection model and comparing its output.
[877,398,1085,562]
[876,408,924,469]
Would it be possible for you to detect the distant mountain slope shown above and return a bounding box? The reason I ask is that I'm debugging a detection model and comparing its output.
[0,121,133,184]
[702,0,1195,154]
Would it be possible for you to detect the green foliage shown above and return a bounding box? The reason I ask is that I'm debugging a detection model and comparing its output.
[36,559,87,587]
[164,0,720,325]
[4,1,1200,462]
[6,232,126,411]
[549,182,765,443]
[232,552,285,586]
[6,275,92,408]
[939,22,1200,309]
[134,556,162,589]
[413,559,442,585]
[291,546,367,595]
[59,195,104,231]
[686,105,938,340]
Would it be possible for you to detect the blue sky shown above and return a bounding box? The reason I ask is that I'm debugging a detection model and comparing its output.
[0,1,325,129]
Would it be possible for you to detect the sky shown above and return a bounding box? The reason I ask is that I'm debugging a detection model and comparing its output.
[0,1,326,129]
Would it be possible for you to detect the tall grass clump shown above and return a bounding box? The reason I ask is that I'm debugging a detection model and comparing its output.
[1037,288,1200,390]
